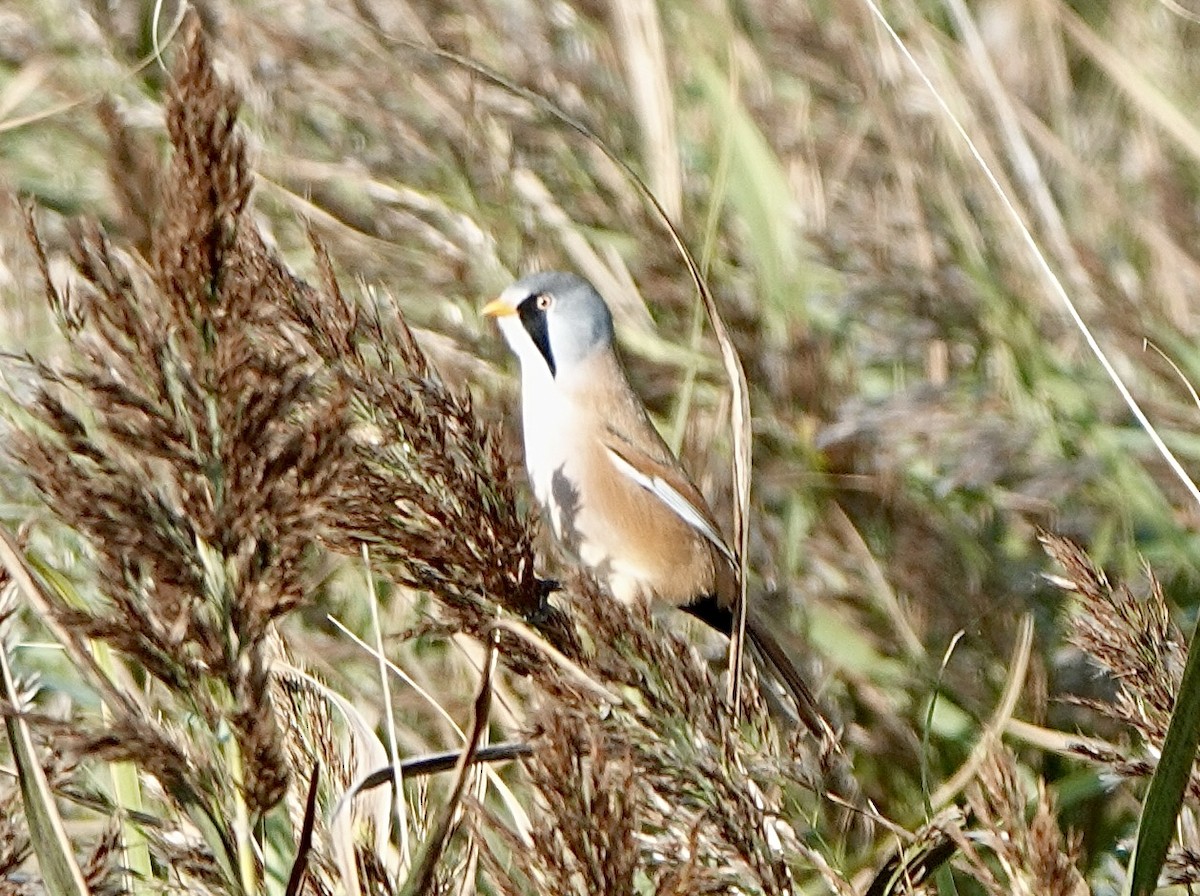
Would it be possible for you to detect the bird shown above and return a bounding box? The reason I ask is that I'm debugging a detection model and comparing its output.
[483,270,829,739]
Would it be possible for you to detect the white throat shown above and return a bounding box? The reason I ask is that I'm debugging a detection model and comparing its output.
[495,310,595,534]
[517,354,576,513]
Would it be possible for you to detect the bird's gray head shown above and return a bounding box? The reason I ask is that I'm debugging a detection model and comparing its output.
[483,271,615,378]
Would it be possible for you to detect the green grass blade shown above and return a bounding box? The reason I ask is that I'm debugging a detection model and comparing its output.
[107,757,154,892]
[29,565,154,893]
[0,640,90,896]
[1124,610,1200,896]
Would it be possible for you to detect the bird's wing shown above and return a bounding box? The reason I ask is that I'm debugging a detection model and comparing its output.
[601,435,736,567]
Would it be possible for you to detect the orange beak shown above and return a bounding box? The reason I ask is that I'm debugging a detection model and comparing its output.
[482,298,517,318]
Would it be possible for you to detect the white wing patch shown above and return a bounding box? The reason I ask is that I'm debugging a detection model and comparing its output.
[604,446,736,566]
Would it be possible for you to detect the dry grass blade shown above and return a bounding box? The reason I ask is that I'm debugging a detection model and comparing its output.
[362,544,410,869]
[931,614,1034,809]
[943,0,1094,300]
[1058,6,1200,164]
[488,616,622,704]
[610,0,682,220]
[353,743,533,788]
[283,763,321,896]
[398,632,497,896]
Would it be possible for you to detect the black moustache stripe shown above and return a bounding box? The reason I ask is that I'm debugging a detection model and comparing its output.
[518,299,556,377]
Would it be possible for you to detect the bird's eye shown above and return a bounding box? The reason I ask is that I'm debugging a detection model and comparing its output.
[535,293,554,311]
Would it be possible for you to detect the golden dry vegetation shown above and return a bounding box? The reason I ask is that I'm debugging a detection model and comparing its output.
[3,0,1200,893]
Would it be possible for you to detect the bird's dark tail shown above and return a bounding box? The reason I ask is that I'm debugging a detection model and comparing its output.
[684,595,833,742]
[745,613,834,743]
[686,595,873,839]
